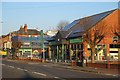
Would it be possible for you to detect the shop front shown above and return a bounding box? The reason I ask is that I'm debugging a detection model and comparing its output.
[69,38,83,62]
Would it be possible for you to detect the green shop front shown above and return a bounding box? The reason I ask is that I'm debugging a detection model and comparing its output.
[19,48,32,58]
[48,31,71,62]
[49,39,69,62]
[69,37,83,61]
[48,30,84,62]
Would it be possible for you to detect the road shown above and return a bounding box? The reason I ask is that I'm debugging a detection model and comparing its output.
[1,60,119,80]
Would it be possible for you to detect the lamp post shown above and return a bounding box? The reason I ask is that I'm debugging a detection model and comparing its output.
[29,35,32,59]
[35,28,45,62]
[40,30,45,62]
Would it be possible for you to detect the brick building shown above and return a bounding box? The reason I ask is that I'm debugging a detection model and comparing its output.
[47,9,120,62]
[11,24,42,58]
[0,24,45,59]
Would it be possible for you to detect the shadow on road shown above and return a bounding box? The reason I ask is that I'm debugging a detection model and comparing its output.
[21,71,40,80]
[21,70,54,80]
[22,71,33,78]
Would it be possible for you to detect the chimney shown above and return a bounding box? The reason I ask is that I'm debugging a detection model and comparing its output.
[24,24,28,32]
[20,25,23,30]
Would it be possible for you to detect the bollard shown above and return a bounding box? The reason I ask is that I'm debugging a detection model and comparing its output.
[82,59,86,67]
[42,59,44,63]
[71,60,76,66]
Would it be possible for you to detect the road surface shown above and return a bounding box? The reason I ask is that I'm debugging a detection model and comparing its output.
[1,60,119,80]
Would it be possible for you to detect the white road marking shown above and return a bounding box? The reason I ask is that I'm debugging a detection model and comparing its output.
[17,68,24,71]
[54,77,59,79]
[24,69,28,72]
[43,64,54,67]
[17,68,28,72]
[8,65,14,68]
[112,74,119,77]
[32,72,47,76]
[54,77,66,80]
[105,74,119,77]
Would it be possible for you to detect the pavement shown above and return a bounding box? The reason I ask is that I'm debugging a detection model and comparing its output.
[45,60,120,77]
[3,59,120,77]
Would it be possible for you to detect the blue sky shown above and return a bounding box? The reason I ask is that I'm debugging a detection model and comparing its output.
[1,0,119,2]
[1,2,119,35]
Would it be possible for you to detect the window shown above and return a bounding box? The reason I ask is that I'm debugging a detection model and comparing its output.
[113,36,118,43]
[25,51,31,52]
[78,44,83,49]
[110,51,118,53]
[77,44,80,49]
[110,44,120,48]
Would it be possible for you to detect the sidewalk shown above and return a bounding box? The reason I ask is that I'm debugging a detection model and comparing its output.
[46,60,120,77]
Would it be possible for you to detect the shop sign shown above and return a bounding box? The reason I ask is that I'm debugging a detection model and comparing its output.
[70,38,83,43]
[49,41,56,45]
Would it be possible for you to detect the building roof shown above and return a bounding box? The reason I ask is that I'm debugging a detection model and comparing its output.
[45,36,55,41]
[58,31,70,38]
[64,9,116,38]
[47,9,117,41]
[1,35,6,38]
[63,9,115,32]
[68,31,83,39]
[16,29,40,35]
[45,30,58,37]
[10,29,40,36]
[63,20,80,31]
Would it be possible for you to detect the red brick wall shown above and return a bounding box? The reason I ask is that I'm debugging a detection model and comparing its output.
[87,61,120,69]
[83,9,119,45]
[83,9,119,60]
[97,9,119,44]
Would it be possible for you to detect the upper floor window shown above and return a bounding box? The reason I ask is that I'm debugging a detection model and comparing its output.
[112,36,118,43]
[110,44,120,48]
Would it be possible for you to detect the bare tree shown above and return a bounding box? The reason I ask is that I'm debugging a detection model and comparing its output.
[111,24,120,60]
[57,20,69,31]
[12,41,22,52]
[83,22,107,63]
[111,24,120,39]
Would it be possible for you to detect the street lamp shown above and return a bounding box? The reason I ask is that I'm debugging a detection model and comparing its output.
[36,28,45,62]
[40,30,45,62]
